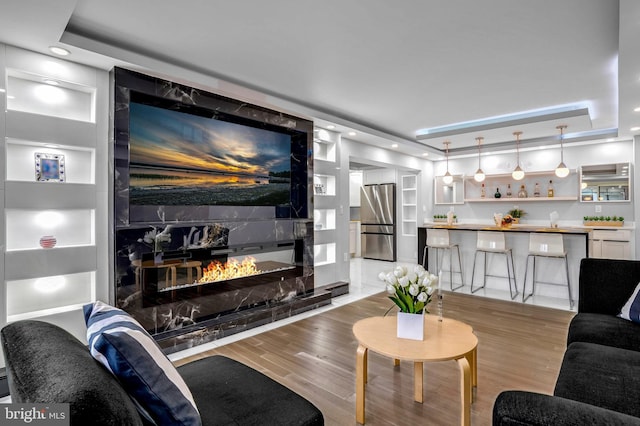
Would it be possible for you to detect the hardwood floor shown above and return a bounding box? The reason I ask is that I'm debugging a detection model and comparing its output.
[175,290,575,425]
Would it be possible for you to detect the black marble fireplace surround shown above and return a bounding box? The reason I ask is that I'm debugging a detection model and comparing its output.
[112,68,347,353]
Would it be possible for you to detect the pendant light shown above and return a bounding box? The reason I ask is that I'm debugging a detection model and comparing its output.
[442,140,453,185]
[555,124,570,178]
[473,136,485,182]
[511,131,525,180]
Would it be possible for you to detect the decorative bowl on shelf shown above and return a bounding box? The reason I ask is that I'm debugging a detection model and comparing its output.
[39,235,57,249]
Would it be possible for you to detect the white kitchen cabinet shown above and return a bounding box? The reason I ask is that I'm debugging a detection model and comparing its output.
[590,229,631,259]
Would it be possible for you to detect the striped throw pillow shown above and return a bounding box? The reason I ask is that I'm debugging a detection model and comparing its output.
[83,301,201,426]
[619,282,640,324]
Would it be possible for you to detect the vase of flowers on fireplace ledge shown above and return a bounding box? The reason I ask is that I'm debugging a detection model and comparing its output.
[378,264,439,340]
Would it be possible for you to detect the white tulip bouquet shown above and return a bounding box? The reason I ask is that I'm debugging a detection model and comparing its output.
[378,264,439,314]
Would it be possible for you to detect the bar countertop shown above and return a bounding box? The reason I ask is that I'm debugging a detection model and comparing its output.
[420,223,592,235]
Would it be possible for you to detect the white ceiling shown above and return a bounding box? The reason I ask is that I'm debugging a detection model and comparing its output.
[1,0,639,159]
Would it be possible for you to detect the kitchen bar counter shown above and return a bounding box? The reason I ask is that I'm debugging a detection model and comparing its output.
[417,224,592,306]
[422,223,592,235]
[419,223,591,261]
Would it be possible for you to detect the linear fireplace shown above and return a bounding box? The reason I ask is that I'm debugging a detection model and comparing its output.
[115,219,314,332]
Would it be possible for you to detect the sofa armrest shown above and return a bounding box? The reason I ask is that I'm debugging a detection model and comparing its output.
[1,320,144,426]
[578,258,640,314]
[493,391,640,426]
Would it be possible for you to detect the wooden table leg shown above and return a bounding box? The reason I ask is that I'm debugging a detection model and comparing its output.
[414,361,424,403]
[471,347,478,388]
[356,345,368,424]
[464,349,477,402]
[457,357,471,426]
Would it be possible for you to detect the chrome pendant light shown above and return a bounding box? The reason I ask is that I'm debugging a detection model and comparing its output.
[442,140,453,184]
[473,136,485,182]
[511,131,525,180]
[555,124,570,178]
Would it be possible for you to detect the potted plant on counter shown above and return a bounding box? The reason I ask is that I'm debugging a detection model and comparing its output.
[507,207,525,224]
[583,216,624,227]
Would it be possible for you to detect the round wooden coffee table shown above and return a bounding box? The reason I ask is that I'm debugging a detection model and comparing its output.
[353,315,478,426]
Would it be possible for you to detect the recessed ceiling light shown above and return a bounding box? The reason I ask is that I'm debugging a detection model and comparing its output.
[391,143,398,148]
[326,125,335,130]
[631,126,640,131]
[634,107,640,112]
[43,79,59,86]
[422,153,429,156]
[0,88,5,93]
[348,131,357,136]
[44,144,60,148]
[49,46,70,56]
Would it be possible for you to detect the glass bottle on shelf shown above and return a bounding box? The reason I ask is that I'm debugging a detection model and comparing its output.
[534,182,541,197]
[480,183,486,198]
[494,187,501,198]
[547,180,554,197]
[506,183,512,198]
[517,184,528,198]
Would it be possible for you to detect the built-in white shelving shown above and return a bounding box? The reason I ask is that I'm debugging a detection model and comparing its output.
[401,175,417,236]
[464,196,577,202]
[313,128,340,281]
[314,242,336,267]
[0,46,106,350]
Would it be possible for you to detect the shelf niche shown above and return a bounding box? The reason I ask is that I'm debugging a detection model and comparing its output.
[5,209,95,251]
[6,271,96,322]
[6,139,95,184]
[464,170,577,202]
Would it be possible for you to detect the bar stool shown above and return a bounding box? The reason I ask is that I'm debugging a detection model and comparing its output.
[522,233,573,309]
[422,229,463,291]
[471,231,518,299]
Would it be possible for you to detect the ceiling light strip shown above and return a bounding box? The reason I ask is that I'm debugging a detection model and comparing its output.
[416,104,591,140]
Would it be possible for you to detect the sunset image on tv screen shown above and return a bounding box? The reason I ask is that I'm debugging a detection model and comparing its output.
[129,102,292,206]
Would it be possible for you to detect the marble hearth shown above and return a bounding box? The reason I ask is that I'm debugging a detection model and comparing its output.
[115,221,347,353]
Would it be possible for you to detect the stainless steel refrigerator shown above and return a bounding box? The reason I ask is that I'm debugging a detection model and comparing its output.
[360,183,396,261]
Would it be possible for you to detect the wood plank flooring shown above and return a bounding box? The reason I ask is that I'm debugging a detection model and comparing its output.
[175,290,575,425]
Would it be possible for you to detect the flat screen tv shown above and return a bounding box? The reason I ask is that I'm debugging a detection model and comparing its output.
[129,93,292,209]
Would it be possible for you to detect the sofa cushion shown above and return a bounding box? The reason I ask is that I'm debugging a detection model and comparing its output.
[84,301,201,426]
[619,281,640,324]
[493,390,640,426]
[1,320,144,426]
[177,355,324,426]
[554,341,640,418]
[567,312,640,352]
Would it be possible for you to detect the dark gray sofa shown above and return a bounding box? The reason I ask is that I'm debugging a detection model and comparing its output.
[493,258,640,425]
[1,319,323,426]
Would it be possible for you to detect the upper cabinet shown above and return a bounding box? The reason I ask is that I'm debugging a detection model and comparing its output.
[580,162,631,202]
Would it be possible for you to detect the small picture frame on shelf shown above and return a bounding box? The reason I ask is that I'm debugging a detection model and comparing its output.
[35,153,65,182]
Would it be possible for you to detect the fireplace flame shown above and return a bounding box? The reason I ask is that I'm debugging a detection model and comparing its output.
[199,256,261,283]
